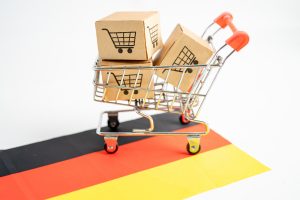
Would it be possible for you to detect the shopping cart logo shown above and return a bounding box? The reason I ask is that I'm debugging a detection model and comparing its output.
[102,28,136,54]
[163,46,198,74]
[147,24,159,48]
[110,72,143,95]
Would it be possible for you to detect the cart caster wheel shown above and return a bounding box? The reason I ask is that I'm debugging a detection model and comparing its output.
[104,143,118,154]
[134,90,138,94]
[118,48,123,53]
[193,60,199,65]
[187,68,193,73]
[108,119,119,131]
[179,114,190,125]
[127,48,132,53]
[124,90,129,95]
[186,143,201,155]
[152,43,155,48]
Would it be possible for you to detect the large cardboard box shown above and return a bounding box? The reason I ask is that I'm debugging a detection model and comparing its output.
[154,24,213,92]
[95,12,163,60]
[99,60,154,101]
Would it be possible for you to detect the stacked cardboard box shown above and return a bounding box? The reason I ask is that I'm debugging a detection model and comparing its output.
[154,24,213,92]
[98,60,154,101]
[95,11,163,101]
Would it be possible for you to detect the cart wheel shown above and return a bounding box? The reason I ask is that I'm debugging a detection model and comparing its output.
[186,143,201,155]
[108,119,120,130]
[123,90,129,95]
[156,41,158,46]
[118,48,123,53]
[127,48,132,53]
[152,43,155,48]
[193,60,199,65]
[187,68,193,73]
[104,143,119,154]
[179,114,190,125]
[134,90,138,94]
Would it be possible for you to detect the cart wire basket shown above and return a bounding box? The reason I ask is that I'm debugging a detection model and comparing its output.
[102,28,136,54]
[94,12,249,154]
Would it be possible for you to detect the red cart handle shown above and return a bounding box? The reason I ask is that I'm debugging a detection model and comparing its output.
[214,12,234,30]
[214,12,249,51]
[226,31,249,52]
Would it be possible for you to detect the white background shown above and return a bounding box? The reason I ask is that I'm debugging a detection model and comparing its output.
[0,0,300,199]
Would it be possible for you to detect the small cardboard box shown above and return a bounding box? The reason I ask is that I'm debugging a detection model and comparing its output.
[154,24,213,92]
[99,60,154,101]
[95,12,163,60]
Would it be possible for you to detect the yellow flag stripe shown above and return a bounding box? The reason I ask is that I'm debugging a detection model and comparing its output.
[49,144,270,200]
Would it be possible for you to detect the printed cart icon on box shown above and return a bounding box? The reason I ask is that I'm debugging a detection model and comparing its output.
[163,46,199,74]
[102,28,136,54]
[110,72,143,95]
[147,24,159,48]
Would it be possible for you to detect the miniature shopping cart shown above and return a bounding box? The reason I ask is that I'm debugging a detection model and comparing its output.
[94,12,249,154]
[111,72,143,95]
[102,28,136,54]
[162,46,198,74]
[147,24,159,48]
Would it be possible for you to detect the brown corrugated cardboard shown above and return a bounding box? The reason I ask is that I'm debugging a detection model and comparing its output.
[154,24,213,92]
[99,60,154,101]
[95,12,163,60]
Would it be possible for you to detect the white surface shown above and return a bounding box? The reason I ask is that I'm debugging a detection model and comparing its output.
[0,0,299,199]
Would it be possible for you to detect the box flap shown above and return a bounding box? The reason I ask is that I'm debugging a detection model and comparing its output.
[98,11,159,22]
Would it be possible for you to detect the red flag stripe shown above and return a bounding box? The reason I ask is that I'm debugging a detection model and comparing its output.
[0,125,230,199]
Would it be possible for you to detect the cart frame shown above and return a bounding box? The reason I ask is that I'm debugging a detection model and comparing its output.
[94,12,249,154]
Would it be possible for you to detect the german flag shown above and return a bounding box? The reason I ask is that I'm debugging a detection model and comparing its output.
[0,113,269,199]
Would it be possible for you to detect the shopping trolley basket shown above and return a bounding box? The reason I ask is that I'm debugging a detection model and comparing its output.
[110,72,143,95]
[162,46,198,74]
[147,24,159,48]
[94,12,249,154]
[102,28,136,54]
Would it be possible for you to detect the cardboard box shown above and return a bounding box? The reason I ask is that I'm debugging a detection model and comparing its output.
[154,24,213,92]
[99,60,154,101]
[95,12,163,60]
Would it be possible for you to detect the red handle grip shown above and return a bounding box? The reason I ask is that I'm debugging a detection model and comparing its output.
[215,12,249,51]
[226,31,249,52]
[214,12,234,30]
